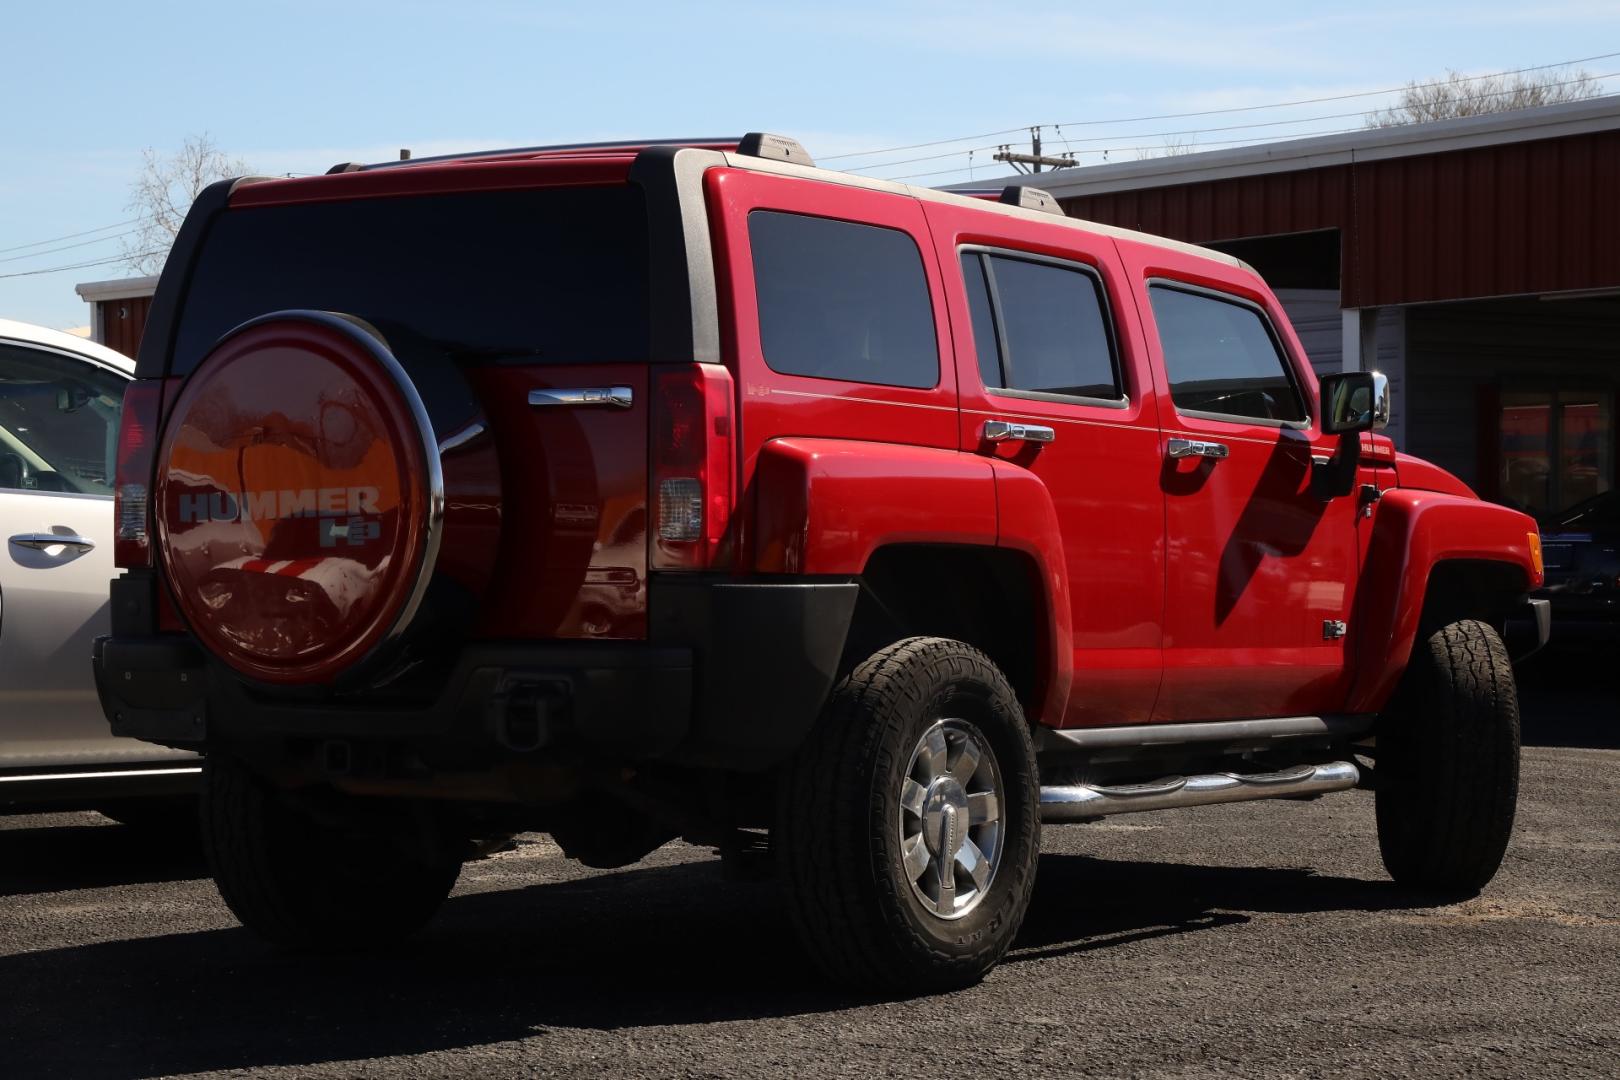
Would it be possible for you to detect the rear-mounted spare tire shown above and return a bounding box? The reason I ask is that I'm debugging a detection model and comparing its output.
[156,311,448,687]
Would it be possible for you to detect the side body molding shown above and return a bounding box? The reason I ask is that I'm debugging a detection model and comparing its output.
[1346,489,1540,714]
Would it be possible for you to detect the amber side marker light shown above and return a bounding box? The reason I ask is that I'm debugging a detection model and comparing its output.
[1527,532,1544,583]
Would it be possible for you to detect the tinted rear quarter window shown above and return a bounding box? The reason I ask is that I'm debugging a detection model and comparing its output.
[749,211,938,389]
[173,186,651,375]
[1148,284,1305,423]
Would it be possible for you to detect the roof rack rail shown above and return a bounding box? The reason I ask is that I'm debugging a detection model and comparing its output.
[736,132,814,168]
[326,162,363,175]
[1000,185,1064,215]
[348,136,742,172]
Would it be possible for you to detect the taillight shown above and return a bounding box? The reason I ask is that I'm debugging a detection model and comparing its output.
[113,380,163,568]
[651,364,735,569]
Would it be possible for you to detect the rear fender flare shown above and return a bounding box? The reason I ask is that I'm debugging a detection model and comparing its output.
[750,438,1071,727]
[1347,489,1540,713]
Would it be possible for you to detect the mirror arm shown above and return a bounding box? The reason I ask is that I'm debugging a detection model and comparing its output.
[1311,429,1362,500]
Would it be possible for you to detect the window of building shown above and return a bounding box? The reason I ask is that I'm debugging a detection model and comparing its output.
[1148,284,1306,424]
[1500,389,1613,519]
[749,211,939,389]
[961,251,1121,402]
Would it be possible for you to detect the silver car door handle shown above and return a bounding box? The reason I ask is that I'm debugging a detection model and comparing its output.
[982,420,1057,444]
[1166,438,1230,460]
[10,532,96,552]
[528,386,633,409]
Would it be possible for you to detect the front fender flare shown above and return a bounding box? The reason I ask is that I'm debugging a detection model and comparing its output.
[1347,489,1540,713]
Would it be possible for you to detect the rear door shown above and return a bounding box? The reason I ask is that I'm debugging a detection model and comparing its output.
[923,202,1166,726]
[0,339,185,766]
[1115,238,1363,721]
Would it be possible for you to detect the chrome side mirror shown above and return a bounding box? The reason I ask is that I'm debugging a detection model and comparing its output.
[1320,370,1390,434]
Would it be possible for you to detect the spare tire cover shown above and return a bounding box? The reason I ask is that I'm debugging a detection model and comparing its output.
[156,311,443,686]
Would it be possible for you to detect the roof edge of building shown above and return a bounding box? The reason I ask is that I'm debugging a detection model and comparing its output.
[959,94,1620,199]
[74,274,160,302]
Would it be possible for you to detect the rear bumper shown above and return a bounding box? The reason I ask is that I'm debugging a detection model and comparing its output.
[94,575,858,772]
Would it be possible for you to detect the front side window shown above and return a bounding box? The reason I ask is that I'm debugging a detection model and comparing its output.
[749,211,939,389]
[962,251,1121,402]
[1148,284,1306,424]
[0,344,125,495]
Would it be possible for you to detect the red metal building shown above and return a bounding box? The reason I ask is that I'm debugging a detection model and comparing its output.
[991,96,1620,520]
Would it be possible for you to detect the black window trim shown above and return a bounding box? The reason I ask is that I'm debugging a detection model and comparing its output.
[960,244,1129,411]
[1147,277,1312,430]
[748,207,943,392]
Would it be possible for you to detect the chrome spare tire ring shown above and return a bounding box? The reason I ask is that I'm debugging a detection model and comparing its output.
[898,717,1005,921]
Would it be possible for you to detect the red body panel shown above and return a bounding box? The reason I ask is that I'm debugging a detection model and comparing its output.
[231,158,637,207]
[466,364,651,640]
[919,200,1167,726]
[1346,489,1541,713]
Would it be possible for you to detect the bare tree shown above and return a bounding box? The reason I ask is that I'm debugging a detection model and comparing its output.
[121,134,253,275]
[1136,134,1199,161]
[1365,67,1602,128]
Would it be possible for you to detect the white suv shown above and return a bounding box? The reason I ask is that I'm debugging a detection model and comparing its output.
[0,319,198,819]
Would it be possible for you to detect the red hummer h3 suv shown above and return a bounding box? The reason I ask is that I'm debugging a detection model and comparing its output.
[95,133,1549,991]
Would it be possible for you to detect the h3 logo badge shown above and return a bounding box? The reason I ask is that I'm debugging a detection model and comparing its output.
[318,516,383,548]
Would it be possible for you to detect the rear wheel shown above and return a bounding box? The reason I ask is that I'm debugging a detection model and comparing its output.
[201,755,461,951]
[1375,618,1520,895]
[776,637,1040,991]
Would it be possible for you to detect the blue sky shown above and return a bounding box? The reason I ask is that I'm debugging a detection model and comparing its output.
[4,1,1618,330]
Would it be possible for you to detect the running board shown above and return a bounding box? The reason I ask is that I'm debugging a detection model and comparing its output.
[1042,715,1374,752]
[1040,760,1361,822]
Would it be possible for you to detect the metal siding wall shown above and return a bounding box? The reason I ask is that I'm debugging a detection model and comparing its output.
[1061,130,1620,308]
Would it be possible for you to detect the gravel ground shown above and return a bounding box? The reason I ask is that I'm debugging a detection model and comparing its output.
[1,672,1614,1079]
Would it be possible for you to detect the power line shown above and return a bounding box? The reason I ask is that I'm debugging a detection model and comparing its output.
[0,218,140,257]
[822,50,1620,165]
[0,250,163,281]
[0,228,143,266]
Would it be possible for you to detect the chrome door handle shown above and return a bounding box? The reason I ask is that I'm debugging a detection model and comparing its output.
[1166,438,1230,460]
[10,532,95,551]
[528,386,633,409]
[982,420,1056,444]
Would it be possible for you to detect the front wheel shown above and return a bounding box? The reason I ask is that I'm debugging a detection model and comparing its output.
[1375,618,1521,895]
[201,755,462,951]
[776,637,1040,991]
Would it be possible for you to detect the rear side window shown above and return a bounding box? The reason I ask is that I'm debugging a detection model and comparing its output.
[749,211,938,389]
[961,251,1121,402]
[173,186,650,375]
[1148,284,1306,424]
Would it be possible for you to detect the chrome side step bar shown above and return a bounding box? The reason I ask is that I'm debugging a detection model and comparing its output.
[1040,760,1361,822]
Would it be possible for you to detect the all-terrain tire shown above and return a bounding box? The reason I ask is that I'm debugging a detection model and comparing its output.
[201,755,461,951]
[1375,618,1520,895]
[776,637,1040,991]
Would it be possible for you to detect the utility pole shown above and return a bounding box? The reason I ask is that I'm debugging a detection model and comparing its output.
[993,126,1076,174]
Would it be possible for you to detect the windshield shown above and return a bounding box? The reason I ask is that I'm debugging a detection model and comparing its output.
[1542,490,1620,532]
[171,185,651,376]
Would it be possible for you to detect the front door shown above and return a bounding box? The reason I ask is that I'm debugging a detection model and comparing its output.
[0,340,175,767]
[1115,240,1364,721]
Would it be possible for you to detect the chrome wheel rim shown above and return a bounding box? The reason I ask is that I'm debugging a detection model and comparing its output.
[899,718,1004,921]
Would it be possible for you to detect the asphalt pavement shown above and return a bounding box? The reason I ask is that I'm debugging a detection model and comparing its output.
[2,663,1615,1079]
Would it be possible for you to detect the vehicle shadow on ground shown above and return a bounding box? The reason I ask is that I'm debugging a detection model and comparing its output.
[0,848,1435,1080]
[0,820,205,898]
